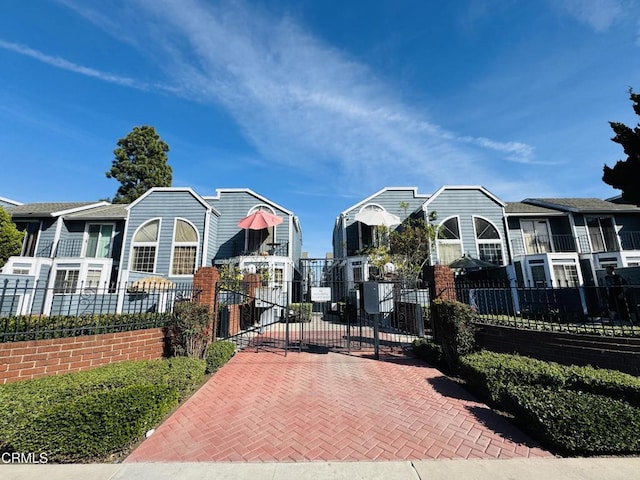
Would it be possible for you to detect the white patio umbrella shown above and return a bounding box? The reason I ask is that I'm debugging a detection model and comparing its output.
[354,208,401,227]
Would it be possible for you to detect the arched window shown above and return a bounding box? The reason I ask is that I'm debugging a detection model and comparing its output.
[131,219,159,273]
[474,217,503,265]
[437,217,462,264]
[172,219,199,275]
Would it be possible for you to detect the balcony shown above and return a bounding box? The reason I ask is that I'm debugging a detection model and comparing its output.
[26,239,113,259]
[512,231,640,256]
[237,241,289,257]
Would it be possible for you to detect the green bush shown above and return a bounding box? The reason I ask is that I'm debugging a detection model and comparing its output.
[205,340,236,374]
[168,302,213,358]
[411,338,445,369]
[287,303,313,322]
[505,385,640,455]
[459,351,640,406]
[0,357,205,462]
[1,312,174,343]
[431,299,477,370]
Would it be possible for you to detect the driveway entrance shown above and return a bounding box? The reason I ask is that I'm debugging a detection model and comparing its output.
[126,351,550,462]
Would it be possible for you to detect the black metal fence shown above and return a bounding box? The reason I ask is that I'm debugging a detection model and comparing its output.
[449,280,640,336]
[216,280,431,354]
[0,279,197,343]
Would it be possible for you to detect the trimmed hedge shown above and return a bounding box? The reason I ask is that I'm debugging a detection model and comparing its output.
[505,385,640,455]
[0,357,205,462]
[205,340,236,374]
[431,299,477,370]
[458,351,640,455]
[286,303,313,322]
[0,312,173,343]
[411,338,445,369]
[459,351,640,406]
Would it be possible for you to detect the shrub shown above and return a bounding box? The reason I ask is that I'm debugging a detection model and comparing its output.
[458,351,640,407]
[0,357,205,462]
[431,299,477,370]
[286,303,313,322]
[411,338,445,369]
[9,384,178,462]
[505,385,640,455]
[205,340,236,374]
[168,301,212,358]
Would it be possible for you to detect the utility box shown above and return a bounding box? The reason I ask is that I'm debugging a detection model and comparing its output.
[362,282,394,314]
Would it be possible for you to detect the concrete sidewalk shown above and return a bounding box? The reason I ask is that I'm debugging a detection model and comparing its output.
[3,458,640,480]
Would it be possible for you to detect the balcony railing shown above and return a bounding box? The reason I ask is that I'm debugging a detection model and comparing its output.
[238,241,289,257]
[512,231,640,256]
[25,239,113,259]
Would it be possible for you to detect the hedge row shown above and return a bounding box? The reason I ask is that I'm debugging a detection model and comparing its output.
[459,350,640,406]
[458,351,640,455]
[205,340,236,374]
[0,357,206,462]
[1,312,174,343]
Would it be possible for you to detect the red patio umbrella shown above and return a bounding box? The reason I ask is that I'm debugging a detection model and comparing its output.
[237,210,283,230]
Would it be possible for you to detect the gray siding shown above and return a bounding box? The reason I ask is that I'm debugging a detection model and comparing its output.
[124,191,209,283]
[208,191,292,261]
[426,188,506,262]
[341,188,428,255]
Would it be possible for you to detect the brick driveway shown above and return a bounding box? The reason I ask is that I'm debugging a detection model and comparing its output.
[126,351,551,462]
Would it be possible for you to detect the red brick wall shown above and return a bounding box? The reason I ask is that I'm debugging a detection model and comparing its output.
[425,265,457,301]
[0,328,165,384]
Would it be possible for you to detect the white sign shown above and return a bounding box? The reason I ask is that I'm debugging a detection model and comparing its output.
[311,287,331,302]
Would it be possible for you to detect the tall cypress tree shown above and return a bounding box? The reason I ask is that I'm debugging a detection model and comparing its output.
[106,125,171,204]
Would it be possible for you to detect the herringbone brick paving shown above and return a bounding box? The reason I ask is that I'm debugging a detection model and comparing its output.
[126,350,551,462]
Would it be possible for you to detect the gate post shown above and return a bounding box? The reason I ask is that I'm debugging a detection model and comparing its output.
[193,266,220,339]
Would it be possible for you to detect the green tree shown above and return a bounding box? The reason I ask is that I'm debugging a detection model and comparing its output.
[0,207,24,268]
[106,125,171,204]
[368,217,439,287]
[603,89,640,205]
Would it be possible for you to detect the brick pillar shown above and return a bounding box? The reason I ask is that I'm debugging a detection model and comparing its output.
[193,266,220,337]
[425,264,457,302]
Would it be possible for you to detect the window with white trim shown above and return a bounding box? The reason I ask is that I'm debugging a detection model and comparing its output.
[54,269,79,294]
[171,219,198,276]
[131,219,159,273]
[437,217,462,264]
[474,217,503,265]
[85,224,114,258]
[553,264,579,287]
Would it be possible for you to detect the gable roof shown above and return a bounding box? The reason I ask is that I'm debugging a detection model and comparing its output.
[523,198,640,213]
[0,196,23,207]
[206,188,293,216]
[64,204,128,220]
[6,202,107,217]
[339,187,429,216]
[127,187,220,216]
[505,202,566,216]
[424,185,505,208]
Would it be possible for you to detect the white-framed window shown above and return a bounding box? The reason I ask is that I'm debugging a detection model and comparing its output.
[586,216,618,252]
[53,269,79,294]
[437,217,463,264]
[521,219,552,254]
[553,264,579,287]
[85,269,103,288]
[85,224,114,258]
[171,219,198,276]
[274,268,284,286]
[474,217,503,266]
[131,219,160,273]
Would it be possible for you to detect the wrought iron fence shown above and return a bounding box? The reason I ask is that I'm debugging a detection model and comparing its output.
[0,279,197,343]
[447,280,640,336]
[215,279,432,353]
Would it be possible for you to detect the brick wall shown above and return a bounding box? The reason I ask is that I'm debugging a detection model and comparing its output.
[476,324,640,376]
[0,328,166,384]
[425,265,457,301]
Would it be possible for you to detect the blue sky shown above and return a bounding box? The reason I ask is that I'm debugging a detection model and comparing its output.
[1,0,639,257]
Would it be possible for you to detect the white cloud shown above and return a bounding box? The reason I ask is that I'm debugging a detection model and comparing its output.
[557,0,629,32]
[52,0,537,192]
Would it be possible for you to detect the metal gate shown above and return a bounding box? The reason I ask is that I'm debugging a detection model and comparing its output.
[216,258,430,355]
